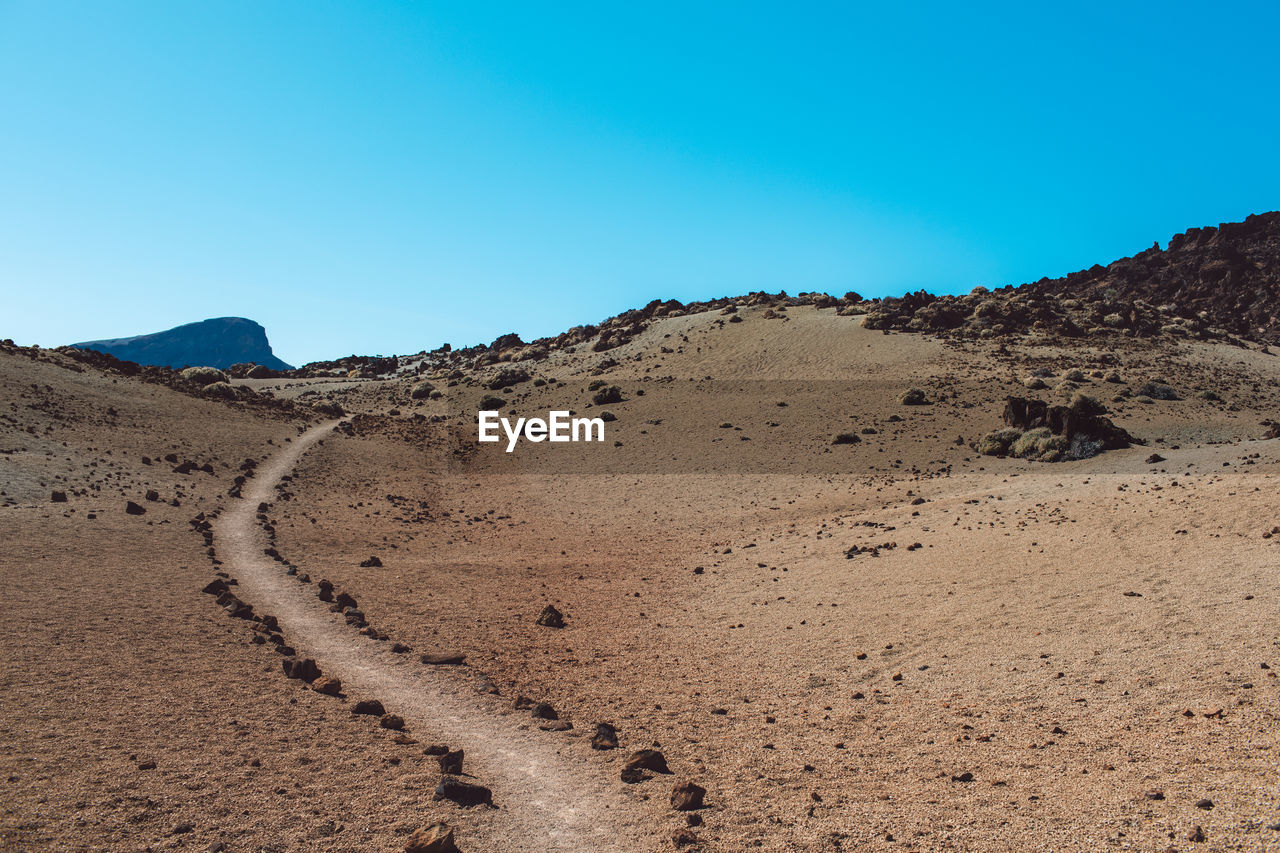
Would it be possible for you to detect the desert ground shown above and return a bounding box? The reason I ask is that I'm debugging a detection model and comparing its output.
[3,303,1279,852]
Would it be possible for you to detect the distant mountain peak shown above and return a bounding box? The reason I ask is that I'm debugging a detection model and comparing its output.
[73,317,293,371]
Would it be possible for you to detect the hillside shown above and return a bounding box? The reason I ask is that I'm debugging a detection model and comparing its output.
[834,212,1280,343]
[5,295,1280,851]
[1030,211,1280,339]
[73,316,293,371]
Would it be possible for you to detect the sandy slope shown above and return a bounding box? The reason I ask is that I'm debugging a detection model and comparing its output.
[216,421,653,852]
[3,306,1279,851]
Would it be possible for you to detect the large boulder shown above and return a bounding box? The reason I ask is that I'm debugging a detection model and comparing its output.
[1003,394,1133,449]
[993,394,1137,461]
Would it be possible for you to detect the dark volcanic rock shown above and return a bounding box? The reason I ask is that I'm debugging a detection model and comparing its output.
[858,212,1280,342]
[72,317,293,371]
[420,652,466,666]
[1002,394,1136,453]
[620,767,649,784]
[437,749,464,775]
[433,775,493,807]
[311,676,342,696]
[671,780,707,811]
[404,823,458,853]
[125,501,146,515]
[352,699,386,716]
[536,604,565,628]
[625,749,671,774]
[1030,212,1280,341]
[591,722,619,750]
[282,658,321,682]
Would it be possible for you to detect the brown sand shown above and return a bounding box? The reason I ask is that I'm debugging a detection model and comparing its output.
[3,307,1279,851]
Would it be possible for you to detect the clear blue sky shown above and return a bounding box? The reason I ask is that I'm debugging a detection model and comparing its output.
[3,2,1277,365]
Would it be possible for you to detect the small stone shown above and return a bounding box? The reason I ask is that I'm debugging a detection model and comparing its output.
[1188,825,1206,843]
[620,767,649,784]
[434,775,493,807]
[125,501,146,515]
[536,604,565,628]
[671,779,706,811]
[671,828,700,847]
[352,699,386,716]
[404,822,458,853]
[420,652,466,666]
[282,658,321,682]
[539,720,572,732]
[951,771,974,783]
[1194,798,1214,810]
[171,823,193,835]
[380,713,406,731]
[438,749,464,775]
[531,702,558,720]
[137,759,156,770]
[311,677,342,696]
[591,722,619,750]
[625,749,670,774]
[1145,790,1165,801]
[360,555,383,568]
[50,490,67,503]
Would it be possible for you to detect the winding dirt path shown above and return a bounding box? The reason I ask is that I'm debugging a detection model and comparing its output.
[218,421,649,852]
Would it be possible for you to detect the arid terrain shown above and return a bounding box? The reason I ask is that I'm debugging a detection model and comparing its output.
[3,279,1280,851]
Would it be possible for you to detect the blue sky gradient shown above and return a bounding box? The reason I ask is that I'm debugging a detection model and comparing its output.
[2,1,1277,364]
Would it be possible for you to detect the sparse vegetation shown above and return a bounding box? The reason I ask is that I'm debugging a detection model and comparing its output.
[180,366,228,386]
[591,385,623,405]
[1138,381,1179,400]
[898,388,929,405]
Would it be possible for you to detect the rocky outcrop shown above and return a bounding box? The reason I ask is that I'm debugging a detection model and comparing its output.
[860,212,1280,342]
[1031,211,1280,341]
[73,317,292,370]
[979,394,1137,461]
